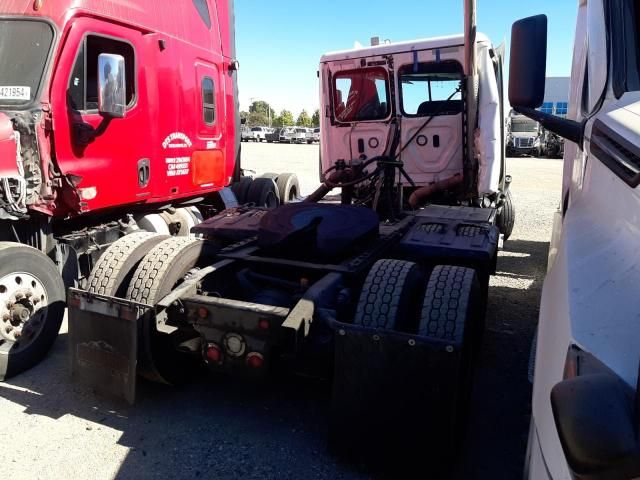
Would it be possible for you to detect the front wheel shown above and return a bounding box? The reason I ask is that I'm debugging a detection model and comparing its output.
[0,243,65,379]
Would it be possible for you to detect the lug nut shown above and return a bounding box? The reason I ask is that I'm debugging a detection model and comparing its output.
[25,291,32,298]
[14,292,24,300]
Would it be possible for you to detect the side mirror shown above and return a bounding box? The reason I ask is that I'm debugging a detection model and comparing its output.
[508,15,583,144]
[508,15,547,108]
[98,53,126,118]
[551,374,640,479]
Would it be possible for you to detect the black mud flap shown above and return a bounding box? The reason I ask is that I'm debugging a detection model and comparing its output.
[68,288,151,404]
[330,323,466,475]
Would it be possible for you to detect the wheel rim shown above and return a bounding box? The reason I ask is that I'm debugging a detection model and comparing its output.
[0,272,48,351]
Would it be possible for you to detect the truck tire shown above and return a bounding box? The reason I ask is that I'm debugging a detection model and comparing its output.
[136,213,171,235]
[0,243,65,379]
[354,259,422,332]
[127,237,217,384]
[231,176,252,204]
[87,232,168,297]
[496,189,516,241]
[418,265,480,343]
[246,177,280,209]
[276,173,300,203]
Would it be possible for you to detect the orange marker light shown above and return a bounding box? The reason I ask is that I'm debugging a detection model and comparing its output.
[191,150,225,187]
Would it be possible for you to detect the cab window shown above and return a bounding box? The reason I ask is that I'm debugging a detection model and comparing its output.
[399,61,463,117]
[68,35,135,112]
[333,68,390,123]
[202,76,215,125]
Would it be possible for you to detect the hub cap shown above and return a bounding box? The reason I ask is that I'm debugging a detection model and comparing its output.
[0,272,48,350]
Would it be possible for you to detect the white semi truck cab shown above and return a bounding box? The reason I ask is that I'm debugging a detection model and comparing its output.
[508,4,640,479]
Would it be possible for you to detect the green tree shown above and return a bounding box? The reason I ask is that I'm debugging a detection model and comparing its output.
[296,109,312,127]
[246,111,268,127]
[275,109,295,127]
[249,100,276,125]
[311,109,320,127]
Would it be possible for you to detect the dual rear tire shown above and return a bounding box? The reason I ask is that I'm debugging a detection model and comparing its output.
[87,235,217,385]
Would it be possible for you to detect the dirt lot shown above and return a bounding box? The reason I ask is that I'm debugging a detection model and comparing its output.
[0,142,562,479]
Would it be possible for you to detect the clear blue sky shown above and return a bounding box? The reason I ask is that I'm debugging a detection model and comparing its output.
[235,1,578,117]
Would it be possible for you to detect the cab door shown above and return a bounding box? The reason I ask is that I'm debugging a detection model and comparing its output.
[393,50,465,187]
[50,18,152,213]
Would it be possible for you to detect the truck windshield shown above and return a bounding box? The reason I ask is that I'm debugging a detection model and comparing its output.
[333,68,389,123]
[0,20,54,108]
[511,122,538,133]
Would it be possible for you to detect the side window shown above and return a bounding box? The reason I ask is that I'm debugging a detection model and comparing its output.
[192,0,212,29]
[399,61,463,117]
[67,35,135,112]
[333,68,390,123]
[202,76,215,125]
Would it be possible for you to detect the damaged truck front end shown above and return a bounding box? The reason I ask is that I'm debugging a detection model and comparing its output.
[0,18,59,221]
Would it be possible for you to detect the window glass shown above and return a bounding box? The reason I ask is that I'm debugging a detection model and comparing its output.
[192,0,212,29]
[0,20,54,107]
[333,68,389,122]
[556,102,568,116]
[399,61,463,116]
[202,76,215,125]
[68,35,135,111]
[540,102,554,114]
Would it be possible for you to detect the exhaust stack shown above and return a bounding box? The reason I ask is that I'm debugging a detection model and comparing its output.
[464,0,477,76]
[463,0,479,196]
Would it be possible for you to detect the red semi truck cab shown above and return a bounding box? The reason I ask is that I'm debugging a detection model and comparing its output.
[0,0,241,380]
[0,0,239,218]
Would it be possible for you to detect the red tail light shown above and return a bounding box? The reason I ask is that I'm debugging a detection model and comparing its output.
[206,343,222,364]
[246,352,264,369]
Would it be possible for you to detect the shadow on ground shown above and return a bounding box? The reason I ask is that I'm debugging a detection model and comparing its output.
[455,239,550,480]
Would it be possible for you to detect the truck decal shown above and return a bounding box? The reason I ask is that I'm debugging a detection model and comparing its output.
[165,156,190,177]
[162,132,193,149]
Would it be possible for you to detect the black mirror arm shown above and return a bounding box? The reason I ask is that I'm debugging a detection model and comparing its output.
[514,106,583,144]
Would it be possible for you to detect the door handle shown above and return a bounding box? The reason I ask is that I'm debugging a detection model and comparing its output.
[138,159,150,188]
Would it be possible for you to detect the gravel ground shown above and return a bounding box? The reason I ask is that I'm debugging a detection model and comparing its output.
[0,143,562,480]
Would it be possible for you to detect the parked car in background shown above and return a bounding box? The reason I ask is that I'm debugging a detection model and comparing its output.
[312,127,320,143]
[293,127,309,144]
[248,126,269,142]
[241,125,252,142]
[266,128,281,143]
[279,126,296,143]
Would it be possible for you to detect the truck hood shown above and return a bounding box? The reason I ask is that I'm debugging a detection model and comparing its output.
[0,113,20,177]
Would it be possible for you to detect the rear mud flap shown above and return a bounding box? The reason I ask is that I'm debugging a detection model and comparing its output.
[330,323,465,473]
[68,289,151,404]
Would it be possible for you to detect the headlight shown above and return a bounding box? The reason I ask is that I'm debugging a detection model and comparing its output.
[533,138,540,146]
